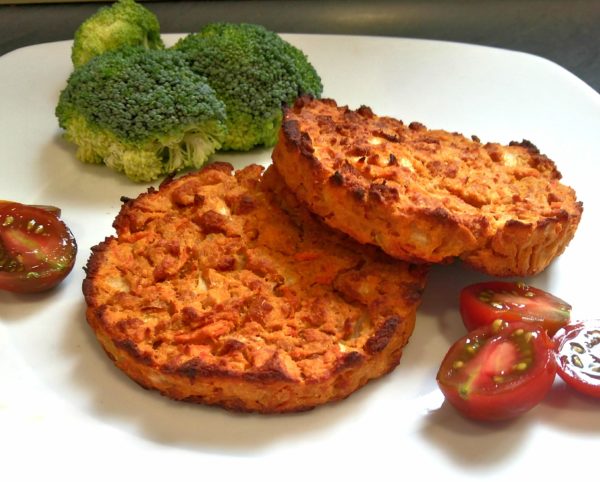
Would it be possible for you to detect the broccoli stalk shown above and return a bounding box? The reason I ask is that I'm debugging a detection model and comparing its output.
[56,47,227,182]
[174,23,323,151]
[71,0,164,68]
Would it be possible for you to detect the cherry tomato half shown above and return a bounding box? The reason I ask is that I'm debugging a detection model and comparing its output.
[554,320,600,399]
[0,202,77,293]
[460,281,571,336]
[437,320,557,421]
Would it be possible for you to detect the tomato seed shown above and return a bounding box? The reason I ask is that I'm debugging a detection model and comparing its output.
[492,319,506,332]
[2,215,14,227]
[466,343,479,354]
[571,354,584,369]
[570,342,585,354]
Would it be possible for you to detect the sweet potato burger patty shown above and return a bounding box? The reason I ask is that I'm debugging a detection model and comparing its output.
[83,162,428,413]
[272,96,582,277]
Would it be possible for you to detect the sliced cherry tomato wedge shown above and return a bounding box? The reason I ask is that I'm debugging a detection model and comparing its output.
[0,202,77,293]
[554,320,600,398]
[437,320,557,421]
[460,281,571,336]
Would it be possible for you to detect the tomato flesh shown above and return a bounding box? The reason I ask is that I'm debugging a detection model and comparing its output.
[0,203,77,293]
[460,281,571,336]
[554,320,600,398]
[437,321,557,421]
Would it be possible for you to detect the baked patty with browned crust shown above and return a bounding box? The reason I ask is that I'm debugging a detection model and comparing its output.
[272,96,582,277]
[83,162,428,413]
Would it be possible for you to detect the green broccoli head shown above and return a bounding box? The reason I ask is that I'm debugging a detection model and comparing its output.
[56,47,227,182]
[174,23,323,151]
[71,0,164,68]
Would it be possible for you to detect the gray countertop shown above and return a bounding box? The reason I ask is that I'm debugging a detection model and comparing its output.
[1,0,599,93]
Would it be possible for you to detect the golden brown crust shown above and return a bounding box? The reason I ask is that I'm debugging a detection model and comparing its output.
[272,96,583,276]
[83,162,428,413]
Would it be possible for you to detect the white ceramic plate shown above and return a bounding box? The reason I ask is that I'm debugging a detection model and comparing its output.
[1,34,599,481]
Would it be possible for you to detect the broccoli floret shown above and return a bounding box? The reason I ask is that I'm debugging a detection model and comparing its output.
[174,23,323,151]
[71,0,164,68]
[56,47,227,182]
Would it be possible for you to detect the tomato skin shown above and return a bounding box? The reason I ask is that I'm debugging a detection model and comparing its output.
[554,320,600,399]
[437,321,557,421]
[460,281,571,336]
[0,200,61,216]
[0,203,77,293]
